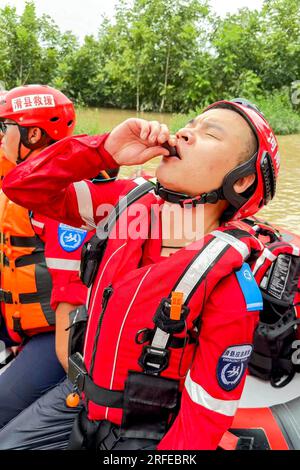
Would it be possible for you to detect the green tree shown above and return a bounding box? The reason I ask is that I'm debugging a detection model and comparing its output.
[258,0,300,90]
[0,1,78,89]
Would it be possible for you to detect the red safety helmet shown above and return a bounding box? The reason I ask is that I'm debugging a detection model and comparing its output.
[156,98,280,222]
[0,84,75,142]
[205,98,280,220]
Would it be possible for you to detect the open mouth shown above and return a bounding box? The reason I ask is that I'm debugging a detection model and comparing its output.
[162,142,181,159]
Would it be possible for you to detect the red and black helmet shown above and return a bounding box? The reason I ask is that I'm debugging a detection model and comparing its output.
[0,84,75,142]
[205,98,280,220]
[156,98,280,221]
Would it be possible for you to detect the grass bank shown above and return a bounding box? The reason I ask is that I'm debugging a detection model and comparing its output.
[170,88,300,135]
[75,88,300,136]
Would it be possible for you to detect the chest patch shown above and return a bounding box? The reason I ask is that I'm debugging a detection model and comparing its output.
[217,344,253,391]
[58,223,87,252]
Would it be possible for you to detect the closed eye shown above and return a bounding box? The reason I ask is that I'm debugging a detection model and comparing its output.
[205,133,219,140]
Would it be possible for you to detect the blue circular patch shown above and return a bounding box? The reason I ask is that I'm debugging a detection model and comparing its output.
[58,223,87,252]
[216,344,253,391]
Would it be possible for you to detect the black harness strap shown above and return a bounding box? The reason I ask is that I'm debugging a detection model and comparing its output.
[80,180,155,287]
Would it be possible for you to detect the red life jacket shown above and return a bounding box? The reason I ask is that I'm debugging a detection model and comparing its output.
[72,183,263,424]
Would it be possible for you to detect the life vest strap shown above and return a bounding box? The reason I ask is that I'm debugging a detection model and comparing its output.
[15,251,45,268]
[0,289,42,305]
[69,353,124,408]
[80,180,155,287]
[19,292,41,304]
[1,252,46,268]
[9,235,43,248]
[0,289,13,303]
[135,327,197,349]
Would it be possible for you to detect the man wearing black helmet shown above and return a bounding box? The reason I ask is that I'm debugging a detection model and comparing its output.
[3,99,279,450]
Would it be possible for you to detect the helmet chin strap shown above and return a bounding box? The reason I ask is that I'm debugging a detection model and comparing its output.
[16,140,34,165]
[16,126,52,165]
[155,181,225,207]
[156,152,258,211]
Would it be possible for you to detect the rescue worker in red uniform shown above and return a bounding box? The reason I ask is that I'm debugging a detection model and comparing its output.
[3,99,280,450]
[0,85,91,429]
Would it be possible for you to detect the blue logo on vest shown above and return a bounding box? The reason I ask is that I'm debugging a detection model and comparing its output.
[58,224,87,252]
[217,344,253,391]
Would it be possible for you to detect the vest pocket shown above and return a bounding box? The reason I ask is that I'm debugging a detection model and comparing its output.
[120,371,180,441]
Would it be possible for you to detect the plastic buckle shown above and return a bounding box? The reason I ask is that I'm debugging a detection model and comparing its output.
[0,289,13,304]
[68,353,87,392]
[135,328,153,345]
[138,345,170,375]
[102,426,120,450]
[180,198,193,207]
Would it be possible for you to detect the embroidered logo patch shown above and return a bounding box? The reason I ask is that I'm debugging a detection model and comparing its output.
[217,344,253,391]
[12,94,55,112]
[58,224,87,252]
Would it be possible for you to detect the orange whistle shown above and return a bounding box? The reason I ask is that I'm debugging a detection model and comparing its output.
[170,291,184,321]
[66,393,80,408]
[100,170,111,180]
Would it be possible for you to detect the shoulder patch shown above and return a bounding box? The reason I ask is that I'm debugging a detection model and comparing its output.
[217,344,253,391]
[235,262,263,312]
[58,223,87,252]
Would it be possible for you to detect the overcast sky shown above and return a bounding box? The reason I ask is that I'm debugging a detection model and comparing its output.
[0,0,264,41]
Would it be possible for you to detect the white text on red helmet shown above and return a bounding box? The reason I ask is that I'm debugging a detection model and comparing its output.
[267,133,277,153]
[12,94,55,112]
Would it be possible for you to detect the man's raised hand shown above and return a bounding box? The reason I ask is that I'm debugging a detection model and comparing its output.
[104,118,176,166]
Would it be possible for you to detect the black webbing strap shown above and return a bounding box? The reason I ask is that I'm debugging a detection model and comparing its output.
[9,235,43,248]
[80,180,155,287]
[0,289,13,303]
[68,353,123,408]
[97,180,155,239]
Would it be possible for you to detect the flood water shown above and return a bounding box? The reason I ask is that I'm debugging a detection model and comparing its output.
[78,108,300,235]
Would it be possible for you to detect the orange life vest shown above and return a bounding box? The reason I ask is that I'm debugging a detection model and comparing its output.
[0,152,15,190]
[0,156,54,343]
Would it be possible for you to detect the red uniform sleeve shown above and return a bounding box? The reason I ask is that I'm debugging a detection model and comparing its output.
[2,134,130,229]
[42,216,91,311]
[157,274,259,450]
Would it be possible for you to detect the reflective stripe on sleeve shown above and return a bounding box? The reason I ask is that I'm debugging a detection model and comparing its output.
[46,258,81,271]
[184,370,239,417]
[73,181,96,229]
[31,218,45,229]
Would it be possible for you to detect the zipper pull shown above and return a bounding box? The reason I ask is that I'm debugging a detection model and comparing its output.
[102,285,113,309]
